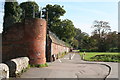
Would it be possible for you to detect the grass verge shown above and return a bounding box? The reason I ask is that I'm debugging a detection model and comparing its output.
[29,63,48,68]
[79,52,120,62]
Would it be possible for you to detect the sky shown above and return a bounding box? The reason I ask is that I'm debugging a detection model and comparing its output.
[0,0,119,35]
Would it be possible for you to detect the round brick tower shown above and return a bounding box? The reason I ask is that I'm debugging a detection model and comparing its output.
[2,18,46,64]
[24,18,47,64]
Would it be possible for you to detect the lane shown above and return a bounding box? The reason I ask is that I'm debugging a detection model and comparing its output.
[21,53,109,79]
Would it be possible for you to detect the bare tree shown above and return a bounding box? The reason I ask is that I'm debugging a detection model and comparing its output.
[92,20,111,52]
[92,20,111,38]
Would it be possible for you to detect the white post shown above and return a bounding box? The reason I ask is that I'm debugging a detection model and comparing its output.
[83,51,86,60]
[69,54,71,60]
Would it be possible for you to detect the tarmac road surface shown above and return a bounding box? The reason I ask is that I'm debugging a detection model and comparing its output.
[20,53,113,80]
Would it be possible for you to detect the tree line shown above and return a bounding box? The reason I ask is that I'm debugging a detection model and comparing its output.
[3,0,119,52]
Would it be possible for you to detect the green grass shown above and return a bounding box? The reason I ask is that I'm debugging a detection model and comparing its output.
[30,63,48,68]
[79,52,120,62]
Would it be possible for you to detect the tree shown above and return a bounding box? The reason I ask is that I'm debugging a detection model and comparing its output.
[20,1,39,19]
[74,28,82,42]
[3,0,22,32]
[71,38,79,49]
[118,33,120,52]
[92,20,111,52]
[90,34,99,51]
[105,31,118,51]
[42,4,76,45]
[80,34,91,50]
[51,19,76,43]
[61,19,76,42]
[74,28,91,49]
[92,20,111,38]
[42,4,66,31]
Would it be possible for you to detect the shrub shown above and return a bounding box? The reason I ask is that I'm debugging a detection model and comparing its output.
[109,48,118,52]
[90,54,120,62]
[79,49,88,52]
[89,48,98,52]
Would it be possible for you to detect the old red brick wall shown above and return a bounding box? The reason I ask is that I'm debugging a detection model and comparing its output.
[2,18,47,64]
[46,35,70,62]
[51,42,70,57]
[46,36,52,62]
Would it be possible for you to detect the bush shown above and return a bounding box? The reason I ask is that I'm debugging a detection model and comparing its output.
[80,49,89,52]
[90,54,120,62]
[109,48,118,52]
[89,48,98,52]
[80,48,98,52]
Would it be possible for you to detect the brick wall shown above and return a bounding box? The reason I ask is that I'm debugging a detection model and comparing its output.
[51,43,70,55]
[46,31,70,62]
[50,42,70,61]
[2,18,47,64]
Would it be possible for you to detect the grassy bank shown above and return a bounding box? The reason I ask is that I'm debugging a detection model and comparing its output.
[79,52,120,62]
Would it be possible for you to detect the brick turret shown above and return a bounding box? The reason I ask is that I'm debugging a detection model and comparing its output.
[2,18,47,64]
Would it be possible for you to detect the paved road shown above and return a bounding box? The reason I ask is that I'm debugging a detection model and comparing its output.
[81,61,119,79]
[21,53,112,79]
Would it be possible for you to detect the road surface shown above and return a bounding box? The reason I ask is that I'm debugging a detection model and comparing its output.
[21,53,112,80]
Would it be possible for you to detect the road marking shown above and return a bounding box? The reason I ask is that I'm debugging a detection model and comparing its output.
[58,59,62,63]
[64,58,69,59]
[71,54,75,59]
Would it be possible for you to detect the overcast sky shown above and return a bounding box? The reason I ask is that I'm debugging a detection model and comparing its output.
[0,0,119,35]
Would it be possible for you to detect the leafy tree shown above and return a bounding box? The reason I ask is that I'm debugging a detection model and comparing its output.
[90,34,99,51]
[50,19,76,44]
[74,28,82,42]
[74,28,82,49]
[118,33,120,52]
[20,1,39,19]
[3,0,22,32]
[42,4,66,31]
[71,38,79,49]
[42,4,76,45]
[81,34,91,50]
[74,28,91,49]
[60,19,75,42]
[105,31,118,51]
